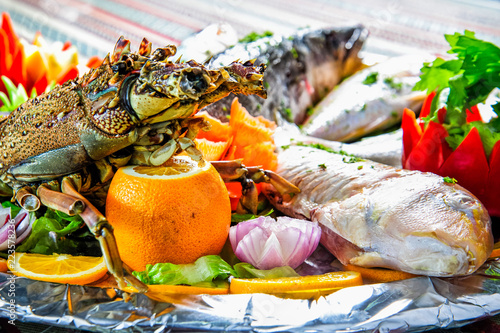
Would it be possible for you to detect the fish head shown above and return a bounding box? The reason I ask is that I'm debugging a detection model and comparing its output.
[361,178,494,276]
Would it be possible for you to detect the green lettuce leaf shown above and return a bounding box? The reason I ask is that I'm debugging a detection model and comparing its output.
[233,263,299,279]
[132,255,237,286]
[16,208,100,256]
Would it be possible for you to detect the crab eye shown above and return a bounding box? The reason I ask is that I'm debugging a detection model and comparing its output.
[180,71,208,97]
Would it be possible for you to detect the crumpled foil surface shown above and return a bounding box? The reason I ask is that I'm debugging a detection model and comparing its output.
[1,260,500,333]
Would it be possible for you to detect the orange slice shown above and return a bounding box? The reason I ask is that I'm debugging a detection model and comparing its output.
[0,258,8,272]
[7,252,108,285]
[196,111,233,142]
[125,283,229,296]
[194,138,231,161]
[229,271,362,298]
[343,264,418,283]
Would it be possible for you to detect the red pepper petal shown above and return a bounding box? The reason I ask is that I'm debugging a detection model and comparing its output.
[1,12,19,58]
[56,65,79,84]
[466,105,482,123]
[6,44,26,87]
[405,120,449,174]
[438,127,489,198]
[419,91,436,119]
[483,140,500,217]
[32,74,49,96]
[0,29,11,75]
[401,108,422,167]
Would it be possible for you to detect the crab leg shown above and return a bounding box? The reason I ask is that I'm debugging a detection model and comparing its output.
[15,186,41,211]
[37,185,86,216]
[211,160,300,214]
[60,177,148,292]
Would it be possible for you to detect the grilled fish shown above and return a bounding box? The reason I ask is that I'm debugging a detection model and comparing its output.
[301,55,428,141]
[204,26,368,125]
[262,145,493,276]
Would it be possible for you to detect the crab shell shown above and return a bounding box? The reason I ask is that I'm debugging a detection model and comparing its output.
[0,37,266,185]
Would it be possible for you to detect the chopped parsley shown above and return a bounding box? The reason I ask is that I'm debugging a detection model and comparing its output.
[318,163,327,170]
[290,47,298,59]
[383,77,403,91]
[443,176,458,184]
[362,72,378,85]
[239,30,274,43]
[295,142,365,162]
[342,156,364,163]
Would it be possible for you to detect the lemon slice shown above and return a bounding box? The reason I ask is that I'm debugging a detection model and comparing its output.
[7,252,108,285]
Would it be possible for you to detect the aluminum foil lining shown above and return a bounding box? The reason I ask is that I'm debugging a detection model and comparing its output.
[2,259,500,332]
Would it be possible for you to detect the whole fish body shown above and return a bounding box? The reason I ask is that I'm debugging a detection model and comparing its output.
[301,55,428,142]
[262,145,493,276]
[204,26,368,125]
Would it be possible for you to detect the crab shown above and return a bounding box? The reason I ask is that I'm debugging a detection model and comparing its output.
[0,37,300,291]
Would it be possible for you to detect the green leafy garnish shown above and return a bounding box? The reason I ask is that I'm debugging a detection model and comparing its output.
[16,208,100,256]
[413,31,500,154]
[239,30,273,43]
[362,72,378,85]
[231,209,273,224]
[0,76,36,114]
[132,255,237,286]
[233,262,299,279]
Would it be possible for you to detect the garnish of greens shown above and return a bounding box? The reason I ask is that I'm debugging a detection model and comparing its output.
[132,255,298,286]
[413,30,500,154]
[239,30,273,43]
[0,76,37,114]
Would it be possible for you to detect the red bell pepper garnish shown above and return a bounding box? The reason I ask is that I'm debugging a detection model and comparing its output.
[466,105,482,123]
[401,108,422,166]
[0,29,11,74]
[484,141,500,217]
[1,12,19,58]
[438,127,489,198]
[419,90,436,119]
[405,120,449,174]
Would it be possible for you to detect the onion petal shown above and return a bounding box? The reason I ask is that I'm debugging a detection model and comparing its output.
[0,206,11,228]
[229,216,321,270]
[0,208,34,251]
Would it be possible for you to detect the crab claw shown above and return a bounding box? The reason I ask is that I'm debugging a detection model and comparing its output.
[211,160,300,214]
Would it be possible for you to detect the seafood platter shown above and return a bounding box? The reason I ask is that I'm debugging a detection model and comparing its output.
[1,11,500,332]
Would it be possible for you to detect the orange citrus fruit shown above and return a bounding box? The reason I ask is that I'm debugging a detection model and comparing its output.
[106,156,231,272]
[343,264,418,283]
[7,253,107,285]
[229,271,362,298]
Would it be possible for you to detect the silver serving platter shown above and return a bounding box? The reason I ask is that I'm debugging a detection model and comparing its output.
[1,259,500,332]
